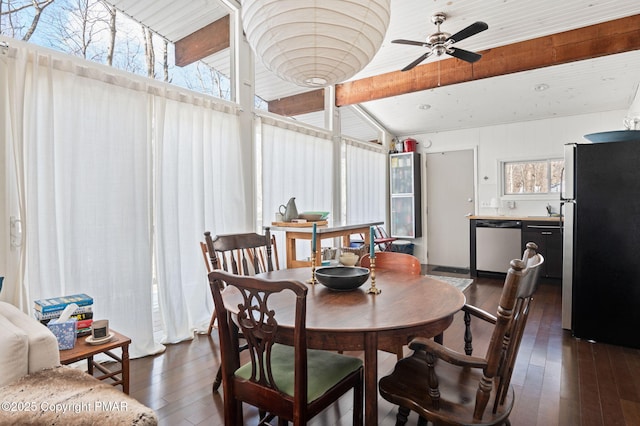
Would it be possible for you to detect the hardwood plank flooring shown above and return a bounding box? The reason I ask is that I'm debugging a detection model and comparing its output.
[129,275,640,425]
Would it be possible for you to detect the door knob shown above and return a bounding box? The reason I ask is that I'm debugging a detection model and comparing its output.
[467,198,473,202]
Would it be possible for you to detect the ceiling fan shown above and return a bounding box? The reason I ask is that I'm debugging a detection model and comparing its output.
[392,12,488,72]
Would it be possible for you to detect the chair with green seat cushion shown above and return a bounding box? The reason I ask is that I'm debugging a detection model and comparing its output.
[208,270,363,426]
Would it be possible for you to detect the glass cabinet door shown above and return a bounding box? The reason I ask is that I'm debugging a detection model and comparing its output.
[389,152,422,238]
[390,196,416,237]
[390,154,414,194]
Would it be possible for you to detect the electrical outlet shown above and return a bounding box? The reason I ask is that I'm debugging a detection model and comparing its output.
[480,201,490,207]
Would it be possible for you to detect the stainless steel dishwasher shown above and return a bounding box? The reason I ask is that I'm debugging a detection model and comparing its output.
[475,220,522,273]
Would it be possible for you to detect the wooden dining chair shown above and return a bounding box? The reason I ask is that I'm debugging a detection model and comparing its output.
[378,243,544,426]
[360,251,421,276]
[203,228,276,392]
[204,228,275,275]
[208,270,364,426]
[360,251,422,361]
[202,229,281,333]
[201,231,279,277]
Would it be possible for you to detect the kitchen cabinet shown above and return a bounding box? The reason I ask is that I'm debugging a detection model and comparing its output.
[389,152,422,238]
[521,220,562,279]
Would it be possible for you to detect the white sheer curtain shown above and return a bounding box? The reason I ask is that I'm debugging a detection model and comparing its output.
[3,41,163,358]
[344,138,387,225]
[259,115,333,266]
[1,41,23,306]
[153,92,245,343]
[2,39,247,357]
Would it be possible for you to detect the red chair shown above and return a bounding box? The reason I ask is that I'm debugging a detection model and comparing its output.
[374,225,397,251]
[359,225,397,252]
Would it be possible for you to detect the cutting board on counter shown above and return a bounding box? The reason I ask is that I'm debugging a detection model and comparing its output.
[271,220,328,227]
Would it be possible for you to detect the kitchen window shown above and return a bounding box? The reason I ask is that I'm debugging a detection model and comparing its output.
[501,158,564,196]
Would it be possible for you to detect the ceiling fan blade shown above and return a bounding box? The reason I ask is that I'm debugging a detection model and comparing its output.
[392,39,430,48]
[446,21,488,43]
[401,52,432,72]
[448,47,482,63]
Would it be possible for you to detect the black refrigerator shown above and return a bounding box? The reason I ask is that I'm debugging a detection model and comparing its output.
[561,138,640,348]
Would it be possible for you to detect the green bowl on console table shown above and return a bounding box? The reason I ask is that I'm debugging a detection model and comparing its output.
[299,211,330,221]
[315,266,370,291]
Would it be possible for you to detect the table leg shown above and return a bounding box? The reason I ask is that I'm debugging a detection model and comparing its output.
[364,332,378,425]
[122,343,130,394]
[286,235,296,269]
[363,230,371,248]
[314,238,322,266]
[87,355,94,375]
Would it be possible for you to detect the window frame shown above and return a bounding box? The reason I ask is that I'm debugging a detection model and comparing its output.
[499,156,564,200]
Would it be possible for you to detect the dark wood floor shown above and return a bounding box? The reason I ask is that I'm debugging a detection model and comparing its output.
[128,274,640,425]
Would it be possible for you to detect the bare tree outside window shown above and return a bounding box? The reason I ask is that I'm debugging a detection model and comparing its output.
[142,24,154,78]
[1,0,55,40]
[1,0,232,101]
[162,38,168,82]
[101,0,115,65]
[503,159,564,195]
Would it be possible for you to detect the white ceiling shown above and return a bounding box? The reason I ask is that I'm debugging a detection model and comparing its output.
[108,0,640,140]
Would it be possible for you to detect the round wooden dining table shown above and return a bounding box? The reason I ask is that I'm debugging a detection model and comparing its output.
[222,267,465,425]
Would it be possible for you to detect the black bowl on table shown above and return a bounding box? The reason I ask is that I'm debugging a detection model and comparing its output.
[315,266,370,291]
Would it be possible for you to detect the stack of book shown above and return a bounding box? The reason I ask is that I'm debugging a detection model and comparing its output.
[34,294,94,337]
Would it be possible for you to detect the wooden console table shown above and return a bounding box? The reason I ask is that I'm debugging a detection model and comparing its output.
[59,329,131,394]
[267,221,383,268]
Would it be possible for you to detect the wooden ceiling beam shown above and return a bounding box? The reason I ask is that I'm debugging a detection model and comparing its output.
[175,15,230,67]
[335,14,640,106]
[268,89,325,116]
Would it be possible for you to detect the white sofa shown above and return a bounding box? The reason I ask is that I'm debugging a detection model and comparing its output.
[0,301,157,425]
[0,301,60,387]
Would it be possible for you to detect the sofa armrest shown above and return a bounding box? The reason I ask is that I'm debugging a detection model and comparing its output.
[0,315,29,387]
[0,302,60,374]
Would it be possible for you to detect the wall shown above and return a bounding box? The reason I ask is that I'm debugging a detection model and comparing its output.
[407,109,628,262]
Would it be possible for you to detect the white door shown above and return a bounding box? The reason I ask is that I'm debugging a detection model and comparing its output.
[426,149,475,269]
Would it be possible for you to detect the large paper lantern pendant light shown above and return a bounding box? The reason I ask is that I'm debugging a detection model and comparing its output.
[241,0,391,87]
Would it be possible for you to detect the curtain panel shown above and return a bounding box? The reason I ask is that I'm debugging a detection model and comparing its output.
[1,39,245,357]
[152,93,244,344]
[259,115,333,267]
[344,138,387,226]
[3,45,162,358]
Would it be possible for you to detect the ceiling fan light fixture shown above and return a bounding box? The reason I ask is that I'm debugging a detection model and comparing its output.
[241,0,391,88]
[392,13,488,71]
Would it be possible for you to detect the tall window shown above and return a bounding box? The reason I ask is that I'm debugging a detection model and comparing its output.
[502,158,564,195]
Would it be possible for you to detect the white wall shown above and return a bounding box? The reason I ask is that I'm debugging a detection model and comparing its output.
[407,109,628,261]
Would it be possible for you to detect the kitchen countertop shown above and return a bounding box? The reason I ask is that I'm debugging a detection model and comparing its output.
[468,215,562,222]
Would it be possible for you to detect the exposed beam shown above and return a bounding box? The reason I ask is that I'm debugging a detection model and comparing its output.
[175,15,230,67]
[336,14,640,106]
[268,89,325,116]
